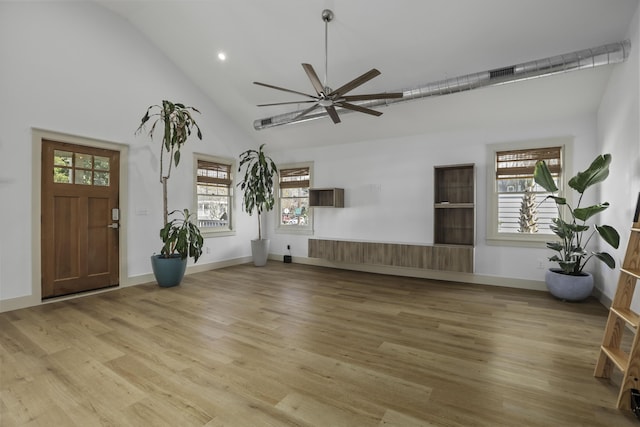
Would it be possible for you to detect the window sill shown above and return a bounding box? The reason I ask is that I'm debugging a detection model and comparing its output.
[275,226,314,236]
[485,233,555,248]
[201,229,236,238]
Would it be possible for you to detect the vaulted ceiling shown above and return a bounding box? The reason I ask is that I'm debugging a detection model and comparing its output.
[96,0,639,150]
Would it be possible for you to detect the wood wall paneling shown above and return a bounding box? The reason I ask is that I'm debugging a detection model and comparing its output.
[309,239,473,273]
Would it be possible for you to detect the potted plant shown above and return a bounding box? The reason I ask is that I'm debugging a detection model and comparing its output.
[136,100,204,287]
[533,153,620,301]
[237,143,278,266]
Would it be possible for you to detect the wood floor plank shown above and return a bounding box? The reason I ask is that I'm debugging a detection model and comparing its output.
[276,392,380,427]
[1,262,638,426]
[48,347,147,411]
[379,408,441,426]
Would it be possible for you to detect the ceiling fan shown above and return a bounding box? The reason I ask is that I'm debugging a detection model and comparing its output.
[253,9,403,124]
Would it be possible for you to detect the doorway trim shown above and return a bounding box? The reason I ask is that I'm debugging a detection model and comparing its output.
[31,128,130,304]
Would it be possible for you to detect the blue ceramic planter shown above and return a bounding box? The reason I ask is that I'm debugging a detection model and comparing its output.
[150,254,187,287]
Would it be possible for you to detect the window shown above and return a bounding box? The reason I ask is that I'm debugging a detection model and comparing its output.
[53,149,110,186]
[195,155,234,235]
[487,139,570,245]
[277,163,313,233]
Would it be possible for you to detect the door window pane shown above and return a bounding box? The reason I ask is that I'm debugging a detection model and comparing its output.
[54,150,73,167]
[94,156,110,171]
[76,153,93,169]
[52,150,112,187]
[94,172,110,186]
[54,167,72,183]
[75,170,92,185]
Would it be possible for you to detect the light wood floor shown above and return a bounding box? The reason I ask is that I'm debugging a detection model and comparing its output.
[1,262,637,426]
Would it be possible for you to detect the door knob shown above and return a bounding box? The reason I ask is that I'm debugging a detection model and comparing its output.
[107,223,119,229]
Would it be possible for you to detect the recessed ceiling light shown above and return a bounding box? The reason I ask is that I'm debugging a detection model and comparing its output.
[217,52,226,61]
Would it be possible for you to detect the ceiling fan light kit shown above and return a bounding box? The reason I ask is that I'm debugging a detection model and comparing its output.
[253,9,403,125]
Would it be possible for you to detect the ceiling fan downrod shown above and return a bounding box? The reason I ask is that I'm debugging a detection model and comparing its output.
[322,9,334,91]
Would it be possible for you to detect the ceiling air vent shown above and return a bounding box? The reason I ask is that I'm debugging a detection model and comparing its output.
[489,66,515,79]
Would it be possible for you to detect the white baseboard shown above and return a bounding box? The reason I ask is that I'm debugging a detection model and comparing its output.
[3,254,610,313]
[0,294,40,313]
[124,256,253,287]
[269,253,547,291]
[0,256,252,313]
[594,287,612,308]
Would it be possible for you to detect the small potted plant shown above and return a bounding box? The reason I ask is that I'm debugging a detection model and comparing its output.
[237,143,278,266]
[533,153,620,301]
[136,100,204,286]
[153,208,203,287]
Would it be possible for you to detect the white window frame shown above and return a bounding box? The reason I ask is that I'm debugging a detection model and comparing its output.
[276,162,314,235]
[193,153,236,237]
[486,137,572,247]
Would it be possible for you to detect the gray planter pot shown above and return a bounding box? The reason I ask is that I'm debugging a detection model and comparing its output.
[150,254,187,287]
[545,268,594,301]
[251,239,270,267]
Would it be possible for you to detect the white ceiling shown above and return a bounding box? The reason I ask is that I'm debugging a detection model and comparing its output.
[95,0,638,150]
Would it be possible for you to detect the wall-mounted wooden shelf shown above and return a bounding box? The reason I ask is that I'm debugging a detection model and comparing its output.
[309,188,344,208]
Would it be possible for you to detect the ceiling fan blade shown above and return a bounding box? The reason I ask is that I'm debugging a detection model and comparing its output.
[329,69,381,97]
[325,105,341,124]
[253,81,317,100]
[294,103,321,121]
[302,63,325,95]
[257,100,317,107]
[336,102,383,116]
[342,92,403,102]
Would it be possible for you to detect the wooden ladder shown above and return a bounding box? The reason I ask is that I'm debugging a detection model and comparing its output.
[594,219,640,410]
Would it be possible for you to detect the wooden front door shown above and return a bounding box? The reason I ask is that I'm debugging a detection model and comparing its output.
[41,140,120,298]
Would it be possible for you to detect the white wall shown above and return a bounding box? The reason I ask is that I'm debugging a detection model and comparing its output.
[597,3,640,305]
[1,1,636,311]
[268,113,598,285]
[0,2,257,305]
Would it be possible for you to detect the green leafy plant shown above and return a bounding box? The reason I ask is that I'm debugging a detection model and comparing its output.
[160,209,203,262]
[136,100,202,225]
[136,100,203,262]
[534,153,620,275]
[237,144,278,240]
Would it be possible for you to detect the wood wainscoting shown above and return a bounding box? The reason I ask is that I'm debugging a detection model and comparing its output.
[308,239,474,273]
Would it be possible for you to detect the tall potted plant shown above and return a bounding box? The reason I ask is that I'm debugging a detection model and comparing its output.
[136,100,204,287]
[533,153,620,301]
[237,144,278,266]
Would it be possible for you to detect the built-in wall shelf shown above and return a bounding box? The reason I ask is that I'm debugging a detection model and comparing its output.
[309,188,344,208]
[434,164,475,246]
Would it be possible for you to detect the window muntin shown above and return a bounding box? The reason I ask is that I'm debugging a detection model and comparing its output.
[495,146,562,235]
[278,165,312,231]
[281,187,310,225]
[53,149,110,186]
[196,158,233,232]
[488,140,573,248]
